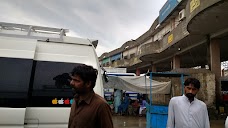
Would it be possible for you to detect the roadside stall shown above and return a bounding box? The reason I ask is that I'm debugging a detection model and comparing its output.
[103,72,172,116]
[146,72,188,128]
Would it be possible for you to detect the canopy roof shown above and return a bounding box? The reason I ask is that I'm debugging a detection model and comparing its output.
[103,75,171,94]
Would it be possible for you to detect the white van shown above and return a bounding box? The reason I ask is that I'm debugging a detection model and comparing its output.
[0,22,103,128]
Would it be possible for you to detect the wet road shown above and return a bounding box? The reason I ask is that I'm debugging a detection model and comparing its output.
[112,115,146,128]
[112,115,224,128]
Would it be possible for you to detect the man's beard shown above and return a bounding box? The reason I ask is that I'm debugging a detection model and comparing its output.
[72,88,77,96]
[72,87,86,96]
[185,93,195,101]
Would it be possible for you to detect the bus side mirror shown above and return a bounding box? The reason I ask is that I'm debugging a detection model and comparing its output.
[103,71,108,83]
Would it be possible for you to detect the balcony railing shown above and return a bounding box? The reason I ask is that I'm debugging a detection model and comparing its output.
[109,56,142,67]
[139,20,189,61]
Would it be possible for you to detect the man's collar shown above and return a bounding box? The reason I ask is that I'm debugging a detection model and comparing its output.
[78,91,95,105]
[183,94,188,101]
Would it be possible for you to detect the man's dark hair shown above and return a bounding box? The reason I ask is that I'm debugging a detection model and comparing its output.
[184,78,201,89]
[71,64,98,89]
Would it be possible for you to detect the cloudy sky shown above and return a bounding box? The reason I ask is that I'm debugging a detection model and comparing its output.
[0,0,166,56]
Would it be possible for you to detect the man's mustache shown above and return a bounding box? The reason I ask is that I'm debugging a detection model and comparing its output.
[186,93,195,98]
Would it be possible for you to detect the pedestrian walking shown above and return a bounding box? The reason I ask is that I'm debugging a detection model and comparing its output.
[118,93,130,115]
[114,89,122,114]
[167,78,210,128]
[139,97,147,116]
[68,64,113,128]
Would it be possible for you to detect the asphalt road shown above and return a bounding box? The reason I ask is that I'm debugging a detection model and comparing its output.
[112,115,225,128]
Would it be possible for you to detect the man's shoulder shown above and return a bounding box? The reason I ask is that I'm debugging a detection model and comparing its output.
[92,94,111,110]
[168,96,183,105]
[195,98,207,107]
[93,94,108,104]
[170,95,183,101]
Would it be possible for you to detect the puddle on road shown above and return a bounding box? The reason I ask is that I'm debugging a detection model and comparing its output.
[112,115,146,128]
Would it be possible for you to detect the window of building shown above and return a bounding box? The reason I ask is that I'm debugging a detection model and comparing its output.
[130,53,135,58]
[123,56,128,59]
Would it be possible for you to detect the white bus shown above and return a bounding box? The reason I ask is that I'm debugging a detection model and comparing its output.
[0,22,103,128]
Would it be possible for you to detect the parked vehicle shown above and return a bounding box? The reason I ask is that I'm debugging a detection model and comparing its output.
[0,22,103,128]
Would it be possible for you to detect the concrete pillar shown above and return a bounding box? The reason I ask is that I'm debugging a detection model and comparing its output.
[222,69,225,77]
[136,68,140,76]
[172,55,180,69]
[152,65,156,72]
[210,39,221,104]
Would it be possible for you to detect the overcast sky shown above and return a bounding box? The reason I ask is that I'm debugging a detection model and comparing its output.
[0,0,166,56]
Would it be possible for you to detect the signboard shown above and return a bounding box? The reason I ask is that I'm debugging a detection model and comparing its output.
[103,67,127,73]
[102,57,110,64]
[190,0,200,13]
[168,34,174,43]
[159,0,182,23]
